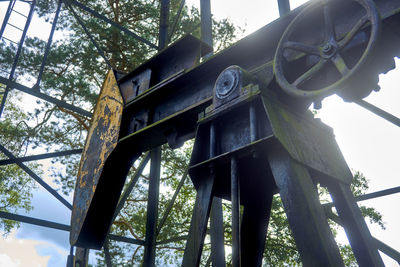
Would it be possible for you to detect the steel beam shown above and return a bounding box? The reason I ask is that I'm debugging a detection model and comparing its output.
[111,152,150,222]
[35,0,63,89]
[267,146,345,266]
[278,0,290,17]
[0,144,72,210]
[0,210,145,246]
[200,0,213,57]
[156,168,188,235]
[68,4,113,69]
[103,240,113,267]
[74,247,89,267]
[143,147,161,267]
[327,180,384,266]
[231,156,240,267]
[168,0,185,42]
[209,122,226,267]
[0,210,70,231]
[182,174,214,266]
[0,77,92,117]
[323,186,400,208]
[355,100,400,128]
[0,149,82,166]
[159,0,170,49]
[108,234,145,246]
[68,0,158,49]
[325,208,400,263]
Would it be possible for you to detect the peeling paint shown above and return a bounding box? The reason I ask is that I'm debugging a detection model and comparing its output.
[70,70,124,245]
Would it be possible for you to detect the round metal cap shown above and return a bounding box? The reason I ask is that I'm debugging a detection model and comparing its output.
[215,67,240,99]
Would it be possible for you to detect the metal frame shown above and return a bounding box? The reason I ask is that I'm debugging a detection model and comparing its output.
[0,0,399,266]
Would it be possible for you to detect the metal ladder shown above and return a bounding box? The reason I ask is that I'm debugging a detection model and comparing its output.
[0,0,36,117]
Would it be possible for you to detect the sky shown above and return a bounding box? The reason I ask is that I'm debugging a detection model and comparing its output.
[1,0,400,266]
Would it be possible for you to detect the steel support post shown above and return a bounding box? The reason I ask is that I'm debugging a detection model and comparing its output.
[200,0,213,58]
[143,147,161,267]
[231,156,240,267]
[240,179,273,267]
[202,0,225,262]
[66,247,74,267]
[74,247,89,267]
[159,0,170,49]
[182,173,215,267]
[326,180,385,266]
[209,123,226,267]
[277,0,290,17]
[104,240,113,267]
[267,146,345,267]
[143,2,169,265]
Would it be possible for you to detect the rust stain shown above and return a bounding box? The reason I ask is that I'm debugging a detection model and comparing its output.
[71,70,124,244]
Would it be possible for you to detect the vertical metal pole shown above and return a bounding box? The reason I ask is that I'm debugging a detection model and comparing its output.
[277,0,291,17]
[66,246,74,267]
[143,0,170,267]
[0,0,16,39]
[159,0,170,49]
[200,0,213,58]
[202,1,224,264]
[249,104,257,142]
[0,0,36,118]
[74,247,89,267]
[143,3,169,265]
[143,147,161,267]
[231,156,240,267]
[209,123,226,267]
[104,240,113,267]
[35,0,63,89]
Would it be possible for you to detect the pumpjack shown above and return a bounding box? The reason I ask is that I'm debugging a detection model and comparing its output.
[70,0,400,265]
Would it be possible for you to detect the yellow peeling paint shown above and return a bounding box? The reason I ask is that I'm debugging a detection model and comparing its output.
[71,70,124,244]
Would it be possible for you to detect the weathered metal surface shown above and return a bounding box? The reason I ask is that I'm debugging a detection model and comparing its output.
[267,145,345,267]
[117,0,400,149]
[262,93,353,184]
[231,156,241,267]
[143,147,161,267]
[71,0,400,251]
[70,70,124,247]
[274,0,382,100]
[74,247,89,267]
[326,179,384,266]
[182,172,215,267]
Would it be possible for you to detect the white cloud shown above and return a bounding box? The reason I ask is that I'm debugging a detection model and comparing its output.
[0,253,20,267]
[0,230,50,267]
